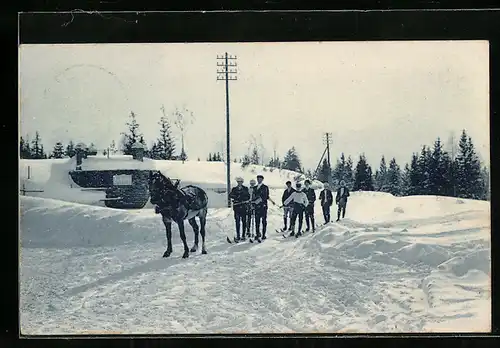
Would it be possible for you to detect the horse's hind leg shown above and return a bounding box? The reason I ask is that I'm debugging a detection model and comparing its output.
[162,217,173,258]
[188,217,199,252]
[178,220,190,259]
[199,209,208,254]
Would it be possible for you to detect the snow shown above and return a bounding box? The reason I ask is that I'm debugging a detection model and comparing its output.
[20,189,491,334]
[20,159,106,206]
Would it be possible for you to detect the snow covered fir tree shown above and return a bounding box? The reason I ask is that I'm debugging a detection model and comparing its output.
[121,111,147,156]
[150,113,176,160]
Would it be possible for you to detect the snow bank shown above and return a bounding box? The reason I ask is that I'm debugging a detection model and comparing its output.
[346,191,489,226]
[20,196,162,248]
[20,195,236,249]
[20,159,106,206]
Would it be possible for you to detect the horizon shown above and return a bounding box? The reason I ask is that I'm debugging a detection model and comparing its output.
[19,41,490,170]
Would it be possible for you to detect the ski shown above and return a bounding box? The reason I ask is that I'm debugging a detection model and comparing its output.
[282,223,324,239]
[226,236,259,244]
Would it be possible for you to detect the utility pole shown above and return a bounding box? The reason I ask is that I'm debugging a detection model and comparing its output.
[323,132,333,182]
[217,52,237,207]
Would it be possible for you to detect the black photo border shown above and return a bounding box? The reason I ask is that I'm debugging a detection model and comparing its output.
[7,2,500,348]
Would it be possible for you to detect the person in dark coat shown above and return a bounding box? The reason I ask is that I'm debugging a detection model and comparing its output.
[281,180,295,231]
[335,180,350,221]
[319,182,334,224]
[245,178,257,238]
[303,179,317,232]
[229,177,250,241]
[252,174,275,240]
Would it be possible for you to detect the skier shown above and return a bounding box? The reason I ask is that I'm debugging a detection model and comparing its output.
[319,182,334,224]
[246,179,257,238]
[253,174,275,240]
[335,180,350,221]
[281,180,295,232]
[229,177,250,241]
[281,182,309,237]
[303,179,317,232]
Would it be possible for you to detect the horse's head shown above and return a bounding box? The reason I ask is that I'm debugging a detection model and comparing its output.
[148,171,181,206]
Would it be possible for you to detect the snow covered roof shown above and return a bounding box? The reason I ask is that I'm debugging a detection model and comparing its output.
[80,155,155,171]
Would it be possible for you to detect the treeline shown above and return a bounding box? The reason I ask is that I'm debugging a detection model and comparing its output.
[236,146,304,173]
[20,107,188,161]
[19,131,99,159]
[315,130,489,201]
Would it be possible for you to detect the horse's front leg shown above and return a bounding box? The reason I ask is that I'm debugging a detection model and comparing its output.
[177,220,190,258]
[188,217,199,253]
[162,216,173,258]
[200,208,208,255]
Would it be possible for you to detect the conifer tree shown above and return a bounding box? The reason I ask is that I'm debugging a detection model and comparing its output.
[386,158,402,196]
[20,136,32,159]
[51,141,65,159]
[30,131,46,159]
[344,156,354,189]
[155,112,176,160]
[353,154,374,191]
[401,163,412,196]
[250,147,260,165]
[332,153,346,183]
[455,130,482,199]
[65,140,76,158]
[282,147,302,172]
[417,145,432,195]
[408,153,420,195]
[317,158,331,183]
[428,138,449,196]
[121,111,145,155]
[374,155,388,192]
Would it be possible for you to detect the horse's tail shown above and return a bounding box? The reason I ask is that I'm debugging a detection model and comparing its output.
[202,189,208,207]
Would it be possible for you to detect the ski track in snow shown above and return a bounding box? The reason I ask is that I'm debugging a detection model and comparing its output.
[20,193,491,334]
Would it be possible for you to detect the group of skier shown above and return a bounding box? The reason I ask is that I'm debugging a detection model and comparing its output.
[229,174,275,242]
[229,174,350,241]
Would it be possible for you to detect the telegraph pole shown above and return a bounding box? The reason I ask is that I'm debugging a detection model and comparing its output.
[323,132,333,182]
[324,132,332,168]
[217,52,237,207]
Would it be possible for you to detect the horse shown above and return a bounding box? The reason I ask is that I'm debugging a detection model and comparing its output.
[148,171,209,259]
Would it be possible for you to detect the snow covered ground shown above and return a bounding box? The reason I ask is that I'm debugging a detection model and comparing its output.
[19,191,491,334]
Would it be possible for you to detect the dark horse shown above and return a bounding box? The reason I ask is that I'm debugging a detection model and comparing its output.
[148,171,209,258]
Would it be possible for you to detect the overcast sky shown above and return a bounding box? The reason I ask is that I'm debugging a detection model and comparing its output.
[19,41,490,170]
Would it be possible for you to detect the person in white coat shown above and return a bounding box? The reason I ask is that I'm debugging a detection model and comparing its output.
[281,182,309,237]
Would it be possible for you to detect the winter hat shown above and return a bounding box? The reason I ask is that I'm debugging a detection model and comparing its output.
[235,177,244,183]
[257,175,264,180]
[250,179,256,186]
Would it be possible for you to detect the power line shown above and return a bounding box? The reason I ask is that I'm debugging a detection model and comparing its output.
[216,53,237,207]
